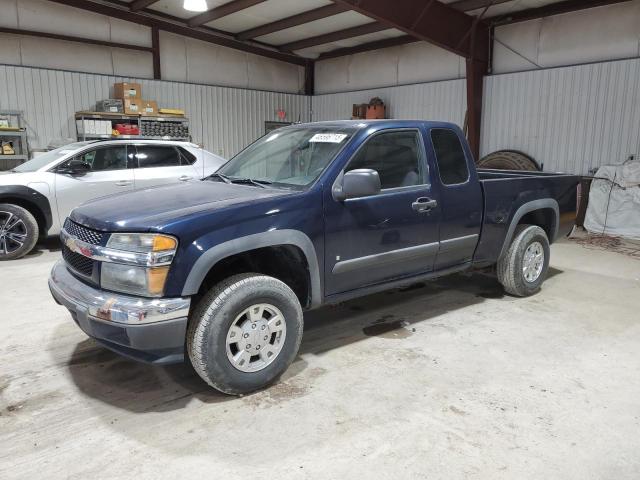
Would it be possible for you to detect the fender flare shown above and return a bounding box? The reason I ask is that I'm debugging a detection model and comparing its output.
[498,199,559,260]
[0,185,53,233]
[182,229,322,307]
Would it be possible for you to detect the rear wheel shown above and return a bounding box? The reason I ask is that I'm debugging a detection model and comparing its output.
[497,225,550,297]
[0,204,39,260]
[187,273,303,395]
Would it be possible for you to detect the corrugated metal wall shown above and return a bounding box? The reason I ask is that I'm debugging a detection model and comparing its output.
[0,64,310,158]
[3,59,640,175]
[311,79,467,126]
[482,58,640,174]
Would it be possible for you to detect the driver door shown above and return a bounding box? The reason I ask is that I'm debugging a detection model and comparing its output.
[323,129,442,295]
[54,145,134,224]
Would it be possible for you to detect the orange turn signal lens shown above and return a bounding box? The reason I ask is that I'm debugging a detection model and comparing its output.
[152,235,178,252]
[147,266,170,296]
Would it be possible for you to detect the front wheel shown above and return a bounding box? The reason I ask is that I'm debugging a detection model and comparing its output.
[187,273,303,395]
[0,204,39,260]
[497,225,550,297]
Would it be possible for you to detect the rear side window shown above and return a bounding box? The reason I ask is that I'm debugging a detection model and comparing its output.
[133,146,181,168]
[346,130,424,190]
[178,147,197,165]
[430,129,469,185]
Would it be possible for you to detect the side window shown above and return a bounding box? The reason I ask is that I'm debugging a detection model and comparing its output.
[430,129,469,185]
[346,130,424,190]
[134,146,181,168]
[69,146,128,172]
[178,147,197,165]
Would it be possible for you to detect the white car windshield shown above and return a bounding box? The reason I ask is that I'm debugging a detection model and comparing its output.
[12,142,96,172]
[215,126,356,189]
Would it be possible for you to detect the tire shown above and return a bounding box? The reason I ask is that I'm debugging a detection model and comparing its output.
[477,150,539,171]
[497,225,550,297]
[187,273,304,395]
[0,203,39,261]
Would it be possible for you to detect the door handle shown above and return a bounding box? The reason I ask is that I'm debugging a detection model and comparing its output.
[412,197,438,213]
[179,175,192,182]
[115,180,132,187]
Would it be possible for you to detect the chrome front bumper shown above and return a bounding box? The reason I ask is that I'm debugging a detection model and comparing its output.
[49,260,190,364]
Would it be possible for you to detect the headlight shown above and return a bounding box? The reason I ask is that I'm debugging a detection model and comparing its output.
[101,263,170,297]
[101,233,178,297]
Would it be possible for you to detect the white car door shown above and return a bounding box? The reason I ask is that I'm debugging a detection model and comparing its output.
[131,144,200,188]
[54,144,134,224]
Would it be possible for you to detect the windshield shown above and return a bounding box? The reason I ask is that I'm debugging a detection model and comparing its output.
[216,126,356,189]
[12,141,96,172]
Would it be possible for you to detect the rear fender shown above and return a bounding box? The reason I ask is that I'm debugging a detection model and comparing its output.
[498,199,559,259]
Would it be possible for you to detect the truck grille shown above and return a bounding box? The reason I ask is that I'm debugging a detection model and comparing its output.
[62,246,94,277]
[63,218,104,245]
[62,218,103,282]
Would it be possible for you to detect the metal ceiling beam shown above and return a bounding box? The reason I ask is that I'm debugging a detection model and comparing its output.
[449,0,512,11]
[316,0,508,60]
[279,22,389,52]
[0,26,153,52]
[236,4,348,41]
[236,0,507,44]
[188,0,267,27]
[330,0,489,60]
[129,0,158,11]
[318,35,419,59]
[489,0,632,25]
[46,0,307,65]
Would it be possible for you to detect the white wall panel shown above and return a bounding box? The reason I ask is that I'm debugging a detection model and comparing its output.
[312,79,466,127]
[482,58,640,174]
[315,42,465,94]
[493,1,640,74]
[0,65,310,157]
[159,31,305,93]
[0,0,304,92]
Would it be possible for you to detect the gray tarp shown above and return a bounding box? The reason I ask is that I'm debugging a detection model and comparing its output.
[584,160,640,239]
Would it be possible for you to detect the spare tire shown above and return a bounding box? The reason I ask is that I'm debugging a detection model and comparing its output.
[477,150,540,171]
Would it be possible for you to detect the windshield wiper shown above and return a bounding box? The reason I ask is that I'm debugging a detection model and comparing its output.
[205,172,232,184]
[229,177,268,188]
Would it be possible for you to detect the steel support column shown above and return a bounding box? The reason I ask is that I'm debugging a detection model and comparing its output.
[151,26,161,80]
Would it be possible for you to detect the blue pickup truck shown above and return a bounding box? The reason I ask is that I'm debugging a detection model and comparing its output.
[49,120,579,394]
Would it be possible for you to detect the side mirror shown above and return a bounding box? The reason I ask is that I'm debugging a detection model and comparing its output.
[333,168,381,201]
[58,159,91,176]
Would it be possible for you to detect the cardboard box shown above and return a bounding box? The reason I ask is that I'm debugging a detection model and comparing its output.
[96,99,124,113]
[114,82,142,100]
[139,100,158,116]
[123,99,142,115]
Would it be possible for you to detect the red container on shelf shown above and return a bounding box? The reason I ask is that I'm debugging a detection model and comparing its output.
[114,123,140,135]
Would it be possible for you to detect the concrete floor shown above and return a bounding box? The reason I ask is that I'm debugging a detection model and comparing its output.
[1,238,639,479]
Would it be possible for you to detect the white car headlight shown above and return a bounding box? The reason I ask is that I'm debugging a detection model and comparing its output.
[101,233,178,297]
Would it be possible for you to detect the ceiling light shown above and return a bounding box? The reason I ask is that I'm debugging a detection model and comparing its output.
[183,0,207,12]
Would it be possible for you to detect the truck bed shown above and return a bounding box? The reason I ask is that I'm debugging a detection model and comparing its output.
[473,169,580,266]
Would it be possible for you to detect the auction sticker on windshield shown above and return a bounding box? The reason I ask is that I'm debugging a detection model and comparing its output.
[309,133,348,143]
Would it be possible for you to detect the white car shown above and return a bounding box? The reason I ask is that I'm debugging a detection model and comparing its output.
[0,140,225,260]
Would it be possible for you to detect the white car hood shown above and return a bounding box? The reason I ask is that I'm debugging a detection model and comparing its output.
[0,171,42,185]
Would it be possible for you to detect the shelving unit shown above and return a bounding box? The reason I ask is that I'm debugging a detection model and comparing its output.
[75,111,191,142]
[0,111,30,170]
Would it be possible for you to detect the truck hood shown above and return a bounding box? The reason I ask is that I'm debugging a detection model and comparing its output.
[70,180,291,232]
